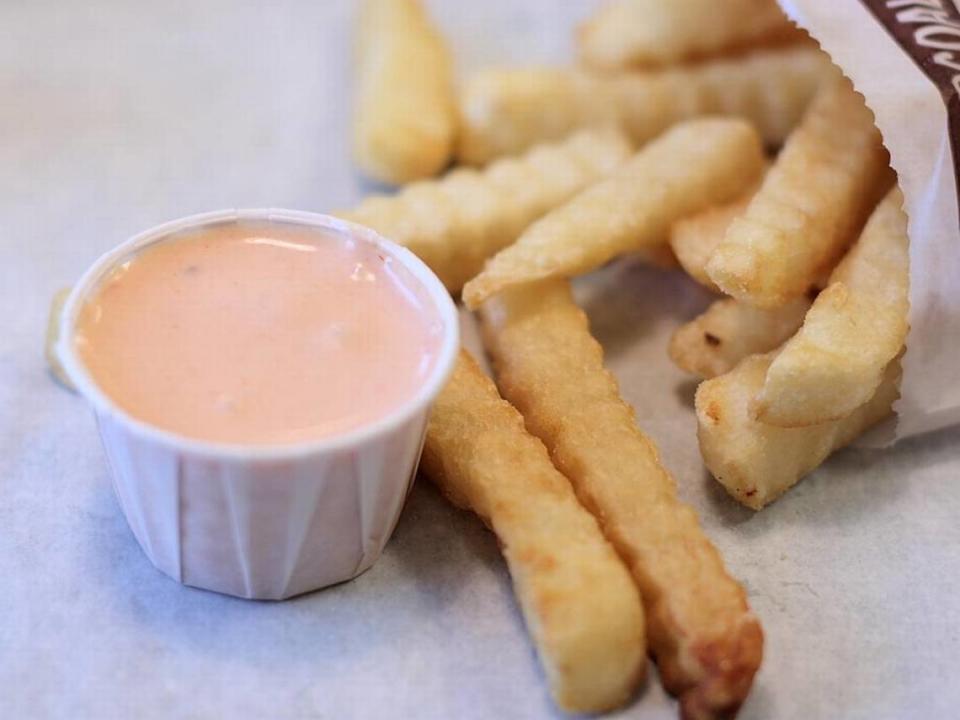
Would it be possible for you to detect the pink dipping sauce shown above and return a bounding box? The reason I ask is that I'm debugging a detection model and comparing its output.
[74,220,444,445]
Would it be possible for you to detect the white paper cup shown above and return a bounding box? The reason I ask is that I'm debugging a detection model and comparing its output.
[57,210,459,600]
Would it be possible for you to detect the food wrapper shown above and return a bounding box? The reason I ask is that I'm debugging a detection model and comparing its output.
[781,0,960,440]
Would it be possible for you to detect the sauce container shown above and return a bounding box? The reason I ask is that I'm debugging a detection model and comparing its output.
[57,210,459,599]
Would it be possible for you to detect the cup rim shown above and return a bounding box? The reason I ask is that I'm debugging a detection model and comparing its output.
[57,209,460,461]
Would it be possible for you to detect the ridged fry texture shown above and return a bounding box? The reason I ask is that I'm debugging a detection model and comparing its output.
[753,188,910,426]
[463,118,764,308]
[696,353,901,509]
[669,171,767,293]
[480,282,763,720]
[457,46,829,164]
[339,128,632,292]
[669,296,811,379]
[421,351,647,713]
[706,77,892,308]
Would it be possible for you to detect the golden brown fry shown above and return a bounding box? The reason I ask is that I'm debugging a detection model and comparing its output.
[753,188,910,426]
[353,0,456,184]
[45,287,74,391]
[671,198,749,293]
[462,118,764,308]
[338,128,632,292]
[457,46,830,164]
[421,351,647,713]
[706,77,892,308]
[696,353,901,510]
[669,296,811,379]
[578,0,796,71]
[480,282,763,720]
[670,181,762,292]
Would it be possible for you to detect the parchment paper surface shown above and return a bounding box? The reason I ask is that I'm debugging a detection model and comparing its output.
[1,2,959,719]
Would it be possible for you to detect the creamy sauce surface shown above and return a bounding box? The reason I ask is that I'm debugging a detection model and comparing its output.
[75,221,442,444]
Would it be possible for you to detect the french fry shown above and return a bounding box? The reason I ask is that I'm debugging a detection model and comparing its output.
[670,190,831,297]
[338,128,632,292]
[669,296,811,379]
[578,0,796,71]
[480,281,763,720]
[457,46,830,164]
[462,118,764,309]
[421,351,647,713]
[696,353,901,510]
[671,198,750,293]
[669,174,766,292]
[353,0,456,184]
[706,77,892,308]
[753,188,909,426]
[45,287,74,391]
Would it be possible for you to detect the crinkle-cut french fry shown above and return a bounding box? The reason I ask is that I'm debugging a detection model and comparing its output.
[479,281,763,720]
[669,183,831,295]
[578,0,797,71]
[696,353,901,510]
[462,118,764,308]
[337,128,632,292]
[669,296,811,379]
[671,199,749,294]
[753,188,910,426]
[421,351,647,713]
[353,0,456,184]
[456,46,830,165]
[670,186,760,293]
[706,76,892,308]
[45,287,74,391]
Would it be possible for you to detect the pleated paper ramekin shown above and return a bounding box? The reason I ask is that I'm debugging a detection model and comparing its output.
[57,210,459,600]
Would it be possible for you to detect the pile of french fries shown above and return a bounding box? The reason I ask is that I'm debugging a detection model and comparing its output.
[344,0,910,717]
[44,1,911,717]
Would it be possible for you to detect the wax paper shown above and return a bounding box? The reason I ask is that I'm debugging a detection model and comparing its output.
[1,2,959,719]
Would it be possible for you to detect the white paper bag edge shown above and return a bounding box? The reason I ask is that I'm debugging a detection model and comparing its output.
[780,0,960,443]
